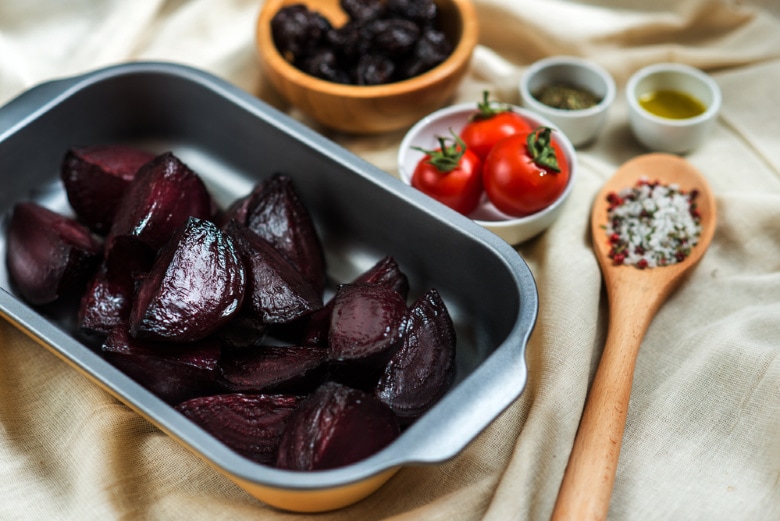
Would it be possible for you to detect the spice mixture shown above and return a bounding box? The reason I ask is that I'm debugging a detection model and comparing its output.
[604,178,702,268]
[533,82,602,110]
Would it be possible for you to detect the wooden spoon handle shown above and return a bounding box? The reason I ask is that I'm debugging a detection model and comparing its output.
[550,305,653,521]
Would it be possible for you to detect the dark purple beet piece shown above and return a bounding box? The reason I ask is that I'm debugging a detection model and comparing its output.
[300,256,410,346]
[328,283,408,368]
[244,173,326,294]
[61,145,155,234]
[102,323,221,404]
[130,217,245,343]
[225,221,322,325]
[176,393,301,466]
[102,234,156,286]
[6,202,102,305]
[78,262,135,336]
[275,382,400,471]
[355,256,410,299]
[219,345,327,394]
[218,180,268,228]
[216,311,268,350]
[105,151,212,259]
[375,288,456,424]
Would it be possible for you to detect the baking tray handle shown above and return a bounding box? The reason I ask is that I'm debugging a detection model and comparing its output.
[0,75,82,138]
[391,337,530,465]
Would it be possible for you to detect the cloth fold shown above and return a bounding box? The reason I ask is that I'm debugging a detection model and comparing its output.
[1,1,779,520]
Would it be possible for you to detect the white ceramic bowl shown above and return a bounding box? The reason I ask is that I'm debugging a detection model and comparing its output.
[626,63,721,154]
[398,103,578,245]
[519,56,615,147]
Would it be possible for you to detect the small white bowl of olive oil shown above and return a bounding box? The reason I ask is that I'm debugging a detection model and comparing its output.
[626,63,721,154]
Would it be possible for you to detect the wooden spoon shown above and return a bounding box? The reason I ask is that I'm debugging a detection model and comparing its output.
[550,153,717,521]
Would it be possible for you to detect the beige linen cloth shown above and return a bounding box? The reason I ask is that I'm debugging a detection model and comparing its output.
[1,1,779,519]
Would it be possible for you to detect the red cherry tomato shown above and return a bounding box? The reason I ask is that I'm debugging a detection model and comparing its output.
[483,126,569,217]
[411,131,483,216]
[459,91,533,161]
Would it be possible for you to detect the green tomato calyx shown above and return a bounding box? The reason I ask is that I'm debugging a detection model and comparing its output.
[413,129,468,173]
[527,126,561,173]
[470,90,513,121]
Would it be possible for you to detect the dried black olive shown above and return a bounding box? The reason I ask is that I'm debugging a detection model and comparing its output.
[370,18,420,57]
[400,28,452,79]
[301,48,351,84]
[326,21,362,62]
[386,0,437,26]
[271,0,452,86]
[340,0,385,22]
[271,4,332,64]
[353,54,396,85]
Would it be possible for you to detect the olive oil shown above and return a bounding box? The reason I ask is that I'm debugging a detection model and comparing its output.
[638,90,707,119]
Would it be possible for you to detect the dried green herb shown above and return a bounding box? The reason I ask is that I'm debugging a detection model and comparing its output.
[533,82,601,110]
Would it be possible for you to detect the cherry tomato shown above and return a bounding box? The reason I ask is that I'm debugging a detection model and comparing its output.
[483,126,569,217]
[459,91,533,161]
[411,131,483,216]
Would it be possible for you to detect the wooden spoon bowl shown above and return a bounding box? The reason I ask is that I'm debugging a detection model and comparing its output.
[551,153,717,521]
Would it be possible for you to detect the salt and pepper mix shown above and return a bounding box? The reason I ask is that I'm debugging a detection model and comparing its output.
[603,178,702,268]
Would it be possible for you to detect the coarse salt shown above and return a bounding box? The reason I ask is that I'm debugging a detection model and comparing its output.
[604,177,701,268]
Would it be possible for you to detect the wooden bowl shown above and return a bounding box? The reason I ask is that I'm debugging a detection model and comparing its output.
[256,0,479,134]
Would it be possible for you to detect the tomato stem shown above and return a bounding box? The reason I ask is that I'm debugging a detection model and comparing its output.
[470,90,512,121]
[412,129,468,173]
[527,126,561,173]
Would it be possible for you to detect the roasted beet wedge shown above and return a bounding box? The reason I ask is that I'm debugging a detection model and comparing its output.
[225,220,322,325]
[129,217,245,343]
[102,323,221,404]
[275,381,400,471]
[218,179,267,228]
[244,174,326,294]
[216,311,268,350]
[6,202,102,305]
[356,256,411,299]
[102,234,157,286]
[61,145,155,234]
[299,255,410,346]
[105,151,212,260]
[219,345,327,394]
[176,393,301,466]
[375,288,456,424]
[78,262,136,336]
[328,283,408,368]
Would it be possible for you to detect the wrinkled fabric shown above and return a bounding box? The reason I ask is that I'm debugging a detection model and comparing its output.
[1,1,779,520]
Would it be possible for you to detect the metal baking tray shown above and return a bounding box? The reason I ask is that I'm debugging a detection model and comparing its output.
[0,62,537,512]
